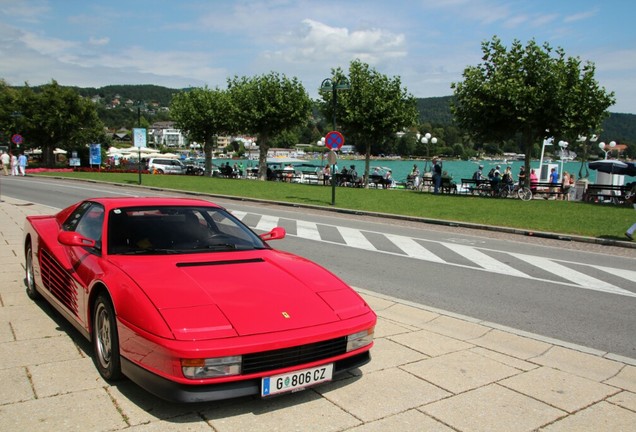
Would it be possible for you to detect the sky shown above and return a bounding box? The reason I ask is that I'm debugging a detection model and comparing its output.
[1,0,635,114]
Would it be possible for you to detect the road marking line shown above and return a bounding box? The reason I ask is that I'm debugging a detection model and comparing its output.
[296,220,322,241]
[255,215,279,232]
[385,234,445,263]
[338,227,376,250]
[510,253,633,295]
[589,265,636,286]
[444,243,529,277]
[230,210,247,220]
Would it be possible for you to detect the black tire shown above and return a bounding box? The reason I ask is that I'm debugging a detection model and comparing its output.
[518,187,533,201]
[92,294,122,381]
[25,242,41,300]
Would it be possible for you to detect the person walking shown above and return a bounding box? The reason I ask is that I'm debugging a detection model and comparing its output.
[561,171,571,200]
[18,152,28,176]
[10,152,18,176]
[1,151,9,175]
[432,158,442,194]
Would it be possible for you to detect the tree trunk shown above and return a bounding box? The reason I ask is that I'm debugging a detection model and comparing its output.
[257,135,269,181]
[363,143,371,188]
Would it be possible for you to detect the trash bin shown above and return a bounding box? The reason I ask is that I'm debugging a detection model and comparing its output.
[573,178,589,201]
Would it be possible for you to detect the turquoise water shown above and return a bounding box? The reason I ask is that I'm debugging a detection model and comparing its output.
[238,158,635,184]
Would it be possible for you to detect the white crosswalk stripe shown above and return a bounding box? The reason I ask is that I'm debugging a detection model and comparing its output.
[230,210,247,220]
[385,234,445,263]
[590,265,636,283]
[444,243,529,278]
[338,227,376,250]
[235,211,635,297]
[296,220,322,241]
[509,253,634,296]
[255,215,280,232]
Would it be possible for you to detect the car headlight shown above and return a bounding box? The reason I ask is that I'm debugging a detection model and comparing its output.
[181,356,242,379]
[346,328,374,352]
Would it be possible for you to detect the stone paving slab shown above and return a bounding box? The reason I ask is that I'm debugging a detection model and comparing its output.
[0,196,635,431]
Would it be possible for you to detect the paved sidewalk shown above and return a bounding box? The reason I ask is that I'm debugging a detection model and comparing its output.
[0,196,635,431]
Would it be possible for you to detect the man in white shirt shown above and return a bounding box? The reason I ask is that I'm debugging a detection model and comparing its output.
[1,151,10,175]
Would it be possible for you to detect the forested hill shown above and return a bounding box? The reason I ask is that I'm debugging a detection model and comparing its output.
[72,84,179,106]
[417,95,636,144]
[32,84,636,143]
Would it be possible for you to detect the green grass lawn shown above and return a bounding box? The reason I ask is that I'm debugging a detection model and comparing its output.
[35,171,635,240]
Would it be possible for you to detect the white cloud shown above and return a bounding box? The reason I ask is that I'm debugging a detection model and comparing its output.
[268,19,406,65]
[88,37,110,46]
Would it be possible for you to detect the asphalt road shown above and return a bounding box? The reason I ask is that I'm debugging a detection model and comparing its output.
[2,175,635,359]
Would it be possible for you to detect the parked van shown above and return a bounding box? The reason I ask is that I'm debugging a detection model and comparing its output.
[147,158,185,174]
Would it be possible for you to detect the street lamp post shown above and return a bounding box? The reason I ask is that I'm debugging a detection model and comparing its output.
[558,140,568,181]
[421,132,437,159]
[320,77,350,205]
[538,137,554,181]
[577,134,597,179]
[317,137,326,167]
[598,140,617,159]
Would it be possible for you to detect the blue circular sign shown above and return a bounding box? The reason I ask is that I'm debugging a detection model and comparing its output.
[325,131,344,150]
[12,134,23,145]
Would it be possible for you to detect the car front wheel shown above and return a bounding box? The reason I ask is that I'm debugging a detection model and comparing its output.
[93,294,122,381]
[25,242,40,300]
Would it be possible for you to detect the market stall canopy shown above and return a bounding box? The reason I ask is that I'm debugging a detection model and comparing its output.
[588,160,636,176]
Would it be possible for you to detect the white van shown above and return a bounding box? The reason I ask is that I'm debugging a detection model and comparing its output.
[147,158,185,174]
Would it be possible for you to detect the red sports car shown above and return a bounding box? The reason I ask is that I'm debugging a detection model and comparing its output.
[24,197,376,402]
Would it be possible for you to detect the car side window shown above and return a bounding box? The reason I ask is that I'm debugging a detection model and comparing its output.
[64,202,105,244]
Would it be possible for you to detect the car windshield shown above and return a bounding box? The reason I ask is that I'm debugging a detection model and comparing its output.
[107,205,268,255]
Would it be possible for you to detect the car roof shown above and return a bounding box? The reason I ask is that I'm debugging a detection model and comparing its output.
[84,197,222,211]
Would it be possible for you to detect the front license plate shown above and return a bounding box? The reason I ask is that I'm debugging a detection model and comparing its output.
[261,364,333,397]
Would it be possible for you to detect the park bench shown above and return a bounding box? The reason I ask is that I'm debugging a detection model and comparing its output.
[584,183,633,204]
[530,181,566,199]
[460,178,489,195]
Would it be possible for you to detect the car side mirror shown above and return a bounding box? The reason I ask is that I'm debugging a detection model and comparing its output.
[259,227,286,241]
[58,231,97,248]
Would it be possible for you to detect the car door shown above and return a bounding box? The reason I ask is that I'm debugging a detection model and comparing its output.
[59,201,107,325]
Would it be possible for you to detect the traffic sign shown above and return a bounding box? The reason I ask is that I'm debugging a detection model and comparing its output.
[11,134,23,145]
[325,131,344,150]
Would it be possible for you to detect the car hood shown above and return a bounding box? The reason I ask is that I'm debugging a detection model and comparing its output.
[108,250,369,340]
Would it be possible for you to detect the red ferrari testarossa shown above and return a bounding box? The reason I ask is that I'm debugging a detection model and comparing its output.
[24,197,376,402]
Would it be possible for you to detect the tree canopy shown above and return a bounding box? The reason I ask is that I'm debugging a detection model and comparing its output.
[227,72,312,180]
[1,80,105,166]
[170,87,236,176]
[451,36,615,182]
[320,59,419,186]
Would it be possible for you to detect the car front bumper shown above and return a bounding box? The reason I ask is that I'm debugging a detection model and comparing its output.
[121,350,371,403]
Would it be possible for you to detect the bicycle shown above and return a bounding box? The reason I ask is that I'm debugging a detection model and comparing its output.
[516,185,533,201]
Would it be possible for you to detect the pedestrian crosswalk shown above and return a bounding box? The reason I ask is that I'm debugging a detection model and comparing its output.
[231,210,636,298]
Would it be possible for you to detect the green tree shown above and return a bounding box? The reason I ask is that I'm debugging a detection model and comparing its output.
[321,60,418,187]
[170,86,235,176]
[451,36,615,184]
[17,81,104,166]
[228,72,311,180]
[0,80,23,152]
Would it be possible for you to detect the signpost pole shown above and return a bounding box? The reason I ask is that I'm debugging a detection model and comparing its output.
[325,131,344,205]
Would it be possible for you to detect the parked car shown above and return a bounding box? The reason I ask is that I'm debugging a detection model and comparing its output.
[23,197,376,402]
[147,158,185,174]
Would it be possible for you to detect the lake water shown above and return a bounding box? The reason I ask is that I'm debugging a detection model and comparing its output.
[235,157,635,185]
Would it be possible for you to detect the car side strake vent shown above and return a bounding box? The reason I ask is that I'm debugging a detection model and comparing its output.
[39,249,80,317]
[176,258,265,268]
[242,337,348,375]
